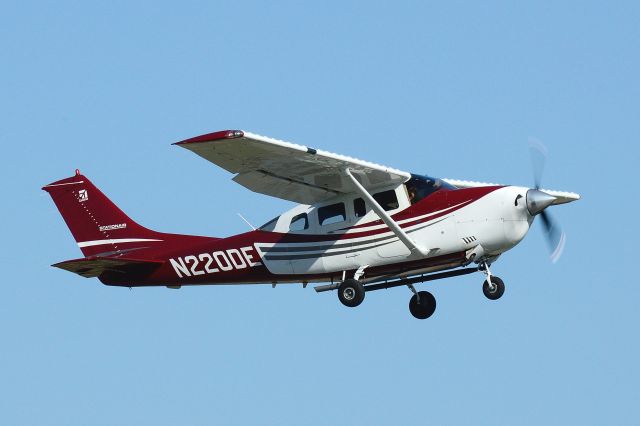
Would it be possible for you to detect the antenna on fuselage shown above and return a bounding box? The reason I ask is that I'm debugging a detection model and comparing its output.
[237,213,256,231]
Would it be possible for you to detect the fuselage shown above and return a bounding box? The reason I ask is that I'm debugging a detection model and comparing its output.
[99,178,534,287]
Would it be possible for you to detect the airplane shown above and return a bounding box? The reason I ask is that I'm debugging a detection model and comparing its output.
[43,130,580,319]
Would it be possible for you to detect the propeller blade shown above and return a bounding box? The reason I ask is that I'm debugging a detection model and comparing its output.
[539,210,566,263]
[528,137,548,189]
[528,140,567,262]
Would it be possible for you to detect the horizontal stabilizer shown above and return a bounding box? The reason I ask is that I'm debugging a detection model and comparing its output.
[53,257,164,278]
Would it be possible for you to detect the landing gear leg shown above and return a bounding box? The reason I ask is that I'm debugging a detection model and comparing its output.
[407,284,437,319]
[480,261,505,300]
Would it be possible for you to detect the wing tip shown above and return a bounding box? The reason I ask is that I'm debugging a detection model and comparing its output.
[174,130,244,146]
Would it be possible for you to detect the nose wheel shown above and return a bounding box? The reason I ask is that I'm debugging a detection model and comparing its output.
[483,276,505,300]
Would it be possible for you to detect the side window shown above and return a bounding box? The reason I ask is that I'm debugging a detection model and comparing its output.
[259,216,279,232]
[318,202,346,226]
[353,198,367,218]
[373,189,399,211]
[289,213,309,231]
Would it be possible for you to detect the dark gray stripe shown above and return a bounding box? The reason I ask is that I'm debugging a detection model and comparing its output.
[264,241,395,261]
[263,233,395,253]
[263,218,446,261]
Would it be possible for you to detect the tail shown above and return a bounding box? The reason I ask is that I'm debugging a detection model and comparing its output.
[43,170,163,257]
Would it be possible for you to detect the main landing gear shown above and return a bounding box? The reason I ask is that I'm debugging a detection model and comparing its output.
[407,285,436,319]
[336,279,437,319]
[327,262,507,320]
[337,278,366,307]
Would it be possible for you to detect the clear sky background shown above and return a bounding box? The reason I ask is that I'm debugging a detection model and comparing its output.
[1,1,638,425]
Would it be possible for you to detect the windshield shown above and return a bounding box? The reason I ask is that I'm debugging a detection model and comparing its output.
[405,174,455,204]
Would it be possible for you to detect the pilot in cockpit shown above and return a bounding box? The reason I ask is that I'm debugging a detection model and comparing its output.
[407,183,417,205]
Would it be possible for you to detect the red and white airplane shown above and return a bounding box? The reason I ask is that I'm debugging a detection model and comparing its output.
[44,130,580,319]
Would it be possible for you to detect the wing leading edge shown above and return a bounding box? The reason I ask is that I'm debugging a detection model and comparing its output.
[174,130,410,204]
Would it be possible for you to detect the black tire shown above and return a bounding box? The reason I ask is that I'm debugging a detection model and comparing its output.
[409,291,437,319]
[483,276,505,300]
[338,279,365,307]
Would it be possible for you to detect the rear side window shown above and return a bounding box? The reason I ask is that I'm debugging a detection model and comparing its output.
[373,190,399,211]
[318,203,346,226]
[259,216,279,231]
[353,198,367,218]
[289,213,309,231]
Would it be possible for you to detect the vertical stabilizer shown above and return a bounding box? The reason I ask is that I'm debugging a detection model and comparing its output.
[42,170,162,257]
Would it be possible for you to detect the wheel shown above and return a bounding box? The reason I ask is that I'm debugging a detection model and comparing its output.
[483,276,505,300]
[409,291,437,319]
[338,279,365,307]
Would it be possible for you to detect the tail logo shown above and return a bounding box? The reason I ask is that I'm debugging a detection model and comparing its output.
[77,189,88,202]
[99,223,127,232]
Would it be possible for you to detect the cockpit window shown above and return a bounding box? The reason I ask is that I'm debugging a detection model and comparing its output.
[405,174,455,205]
[289,213,309,231]
[318,202,346,226]
[373,189,399,211]
[259,216,280,232]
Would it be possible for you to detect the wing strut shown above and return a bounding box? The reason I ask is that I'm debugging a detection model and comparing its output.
[342,168,430,257]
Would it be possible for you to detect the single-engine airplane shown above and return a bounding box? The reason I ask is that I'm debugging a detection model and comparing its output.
[44,130,580,319]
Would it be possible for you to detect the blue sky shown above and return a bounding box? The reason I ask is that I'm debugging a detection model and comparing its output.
[1,1,639,425]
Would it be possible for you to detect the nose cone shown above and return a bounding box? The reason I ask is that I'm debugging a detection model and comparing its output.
[526,189,556,216]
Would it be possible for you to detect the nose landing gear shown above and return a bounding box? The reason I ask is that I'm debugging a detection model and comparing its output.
[479,261,505,300]
[483,276,505,300]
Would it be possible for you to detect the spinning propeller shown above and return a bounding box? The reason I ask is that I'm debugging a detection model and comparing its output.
[526,139,566,263]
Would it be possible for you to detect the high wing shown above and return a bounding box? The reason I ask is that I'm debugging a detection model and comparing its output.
[174,130,410,204]
[443,178,580,205]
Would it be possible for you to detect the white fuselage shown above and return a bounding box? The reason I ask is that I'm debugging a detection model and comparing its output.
[255,185,534,277]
